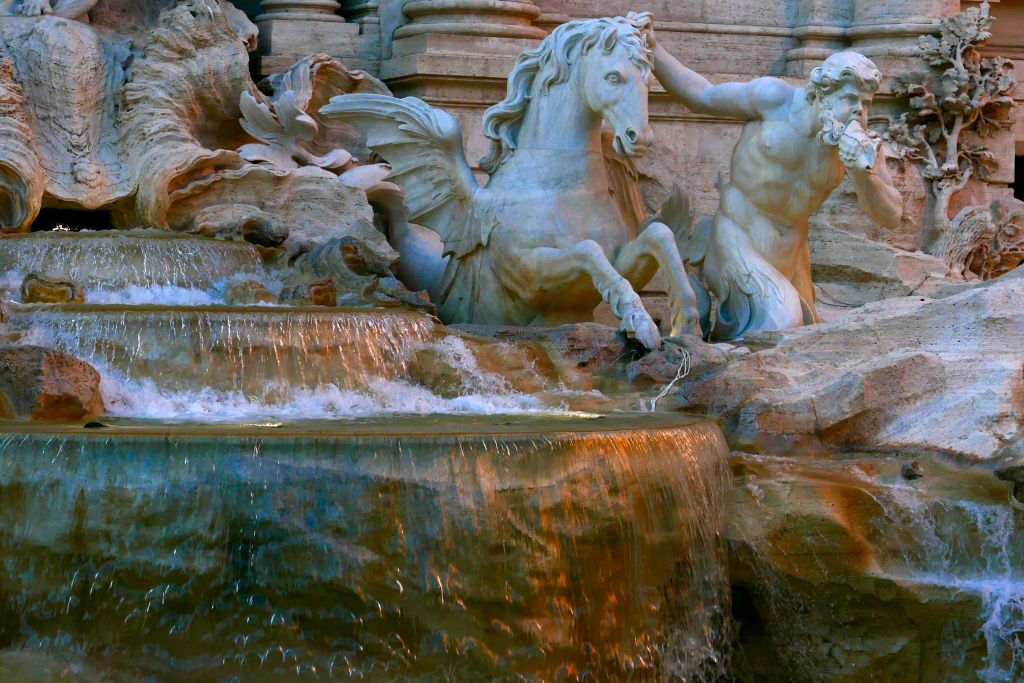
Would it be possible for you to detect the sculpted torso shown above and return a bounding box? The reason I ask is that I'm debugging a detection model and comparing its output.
[650,40,903,339]
[722,92,845,275]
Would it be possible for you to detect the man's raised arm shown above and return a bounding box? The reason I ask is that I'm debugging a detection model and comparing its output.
[651,39,791,120]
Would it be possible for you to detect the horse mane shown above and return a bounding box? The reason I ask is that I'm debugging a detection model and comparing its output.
[479,12,654,176]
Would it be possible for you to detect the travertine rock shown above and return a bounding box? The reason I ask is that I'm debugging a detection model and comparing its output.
[223,279,276,305]
[20,272,84,303]
[191,203,289,247]
[0,57,42,232]
[278,275,337,307]
[809,222,958,310]
[163,165,377,254]
[679,275,1024,460]
[0,345,103,421]
[728,451,1023,681]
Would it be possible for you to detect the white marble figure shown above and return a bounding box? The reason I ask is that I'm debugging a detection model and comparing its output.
[650,38,904,339]
[322,13,701,350]
[0,0,95,20]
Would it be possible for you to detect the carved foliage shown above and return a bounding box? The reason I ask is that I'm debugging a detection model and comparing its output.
[886,3,1015,201]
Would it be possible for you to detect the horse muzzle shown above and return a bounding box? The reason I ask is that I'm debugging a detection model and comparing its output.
[614,126,654,157]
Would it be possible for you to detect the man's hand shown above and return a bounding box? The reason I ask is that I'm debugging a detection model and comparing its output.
[16,0,52,15]
[838,120,879,172]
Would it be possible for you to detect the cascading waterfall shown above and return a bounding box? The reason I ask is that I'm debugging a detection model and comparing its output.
[0,417,733,680]
[4,305,565,419]
[0,231,264,293]
[0,230,736,679]
[730,454,1023,681]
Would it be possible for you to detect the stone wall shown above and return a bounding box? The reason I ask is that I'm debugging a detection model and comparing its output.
[248,0,1024,253]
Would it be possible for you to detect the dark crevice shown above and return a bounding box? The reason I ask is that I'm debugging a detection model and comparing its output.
[31,209,113,233]
[1014,156,1023,202]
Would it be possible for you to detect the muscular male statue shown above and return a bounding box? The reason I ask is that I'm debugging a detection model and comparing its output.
[649,36,903,339]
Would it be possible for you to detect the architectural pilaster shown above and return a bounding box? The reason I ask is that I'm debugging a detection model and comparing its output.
[254,0,380,77]
[785,0,852,77]
[383,0,546,109]
[848,0,959,72]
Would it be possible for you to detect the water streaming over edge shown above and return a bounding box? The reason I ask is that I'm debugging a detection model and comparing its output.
[730,454,1023,681]
[0,231,264,292]
[0,419,733,680]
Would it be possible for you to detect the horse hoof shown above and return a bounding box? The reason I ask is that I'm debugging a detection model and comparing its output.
[624,311,661,351]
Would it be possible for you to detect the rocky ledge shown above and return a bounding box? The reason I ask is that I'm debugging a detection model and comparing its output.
[0,346,104,422]
[677,268,1024,463]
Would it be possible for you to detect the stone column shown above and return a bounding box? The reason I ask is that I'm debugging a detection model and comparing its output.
[786,0,853,77]
[382,0,547,160]
[255,0,377,77]
[341,0,380,24]
[257,0,345,22]
[393,0,546,41]
[848,0,959,72]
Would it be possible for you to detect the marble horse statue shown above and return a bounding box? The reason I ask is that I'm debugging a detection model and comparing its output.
[322,13,700,350]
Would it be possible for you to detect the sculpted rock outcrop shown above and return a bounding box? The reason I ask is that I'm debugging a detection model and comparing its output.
[728,451,1022,681]
[678,274,1024,461]
[0,345,103,421]
[0,0,395,262]
[323,14,702,350]
[809,222,958,312]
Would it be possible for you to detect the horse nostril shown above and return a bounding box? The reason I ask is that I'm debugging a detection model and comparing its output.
[625,128,639,143]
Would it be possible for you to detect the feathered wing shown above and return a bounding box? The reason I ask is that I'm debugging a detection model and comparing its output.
[319,94,495,259]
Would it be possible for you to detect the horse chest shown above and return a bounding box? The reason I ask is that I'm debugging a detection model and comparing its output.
[498,193,625,250]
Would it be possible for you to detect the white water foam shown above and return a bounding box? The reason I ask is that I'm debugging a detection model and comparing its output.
[884,493,1024,681]
[87,284,219,306]
[98,374,550,421]
[2,270,287,307]
[86,333,556,421]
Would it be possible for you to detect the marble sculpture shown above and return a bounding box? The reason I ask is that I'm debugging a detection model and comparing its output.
[651,39,905,339]
[322,13,702,350]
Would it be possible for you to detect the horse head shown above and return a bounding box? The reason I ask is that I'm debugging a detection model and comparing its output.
[480,12,656,174]
[573,14,655,157]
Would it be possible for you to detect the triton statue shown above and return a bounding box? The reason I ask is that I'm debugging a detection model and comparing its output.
[323,13,701,350]
[650,37,904,339]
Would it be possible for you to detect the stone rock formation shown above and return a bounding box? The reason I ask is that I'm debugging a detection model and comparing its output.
[0,345,103,420]
[809,222,958,313]
[678,271,1024,461]
[20,272,83,304]
[0,0,398,267]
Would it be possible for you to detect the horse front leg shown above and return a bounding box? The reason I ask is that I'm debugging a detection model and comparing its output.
[615,221,703,338]
[507,240,662,350]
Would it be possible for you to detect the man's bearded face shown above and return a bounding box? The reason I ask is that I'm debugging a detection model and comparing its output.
[816,81,872,146]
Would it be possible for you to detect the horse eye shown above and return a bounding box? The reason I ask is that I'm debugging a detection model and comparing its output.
[606,73,623,85]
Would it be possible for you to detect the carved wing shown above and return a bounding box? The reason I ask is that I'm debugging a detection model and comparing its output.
[320,94,492,259]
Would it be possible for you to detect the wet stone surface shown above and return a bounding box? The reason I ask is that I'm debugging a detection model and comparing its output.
[0,418,732,680]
